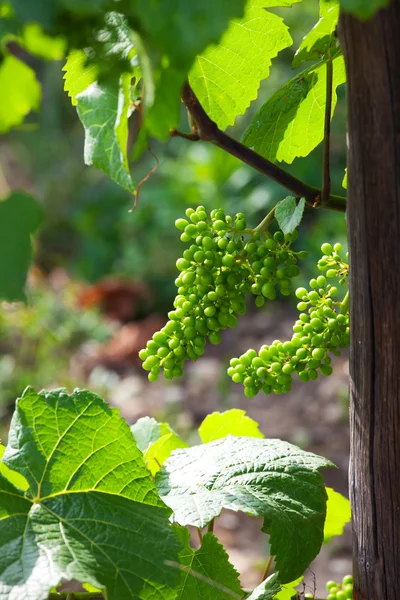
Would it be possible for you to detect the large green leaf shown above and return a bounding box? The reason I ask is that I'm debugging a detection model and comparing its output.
[242,54,346,164]
[0,55,41,133]
[0,387,181,600]
[173,527,243,599]
[292,4,340,68]
[189,4,292,130]
[339,0,391,19]
[157,436,333,583]
[198,409,263,443]
[135,0,247,138]
[0,192,42,302]
[76,73,135,192]
[323,487,351,544]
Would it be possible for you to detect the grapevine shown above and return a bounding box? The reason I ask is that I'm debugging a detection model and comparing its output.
[321,574,353,599]
[139,205,306,381]
[228,243,349,397]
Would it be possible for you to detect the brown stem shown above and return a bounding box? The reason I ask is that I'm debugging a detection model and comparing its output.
[322,57,333,205]
[207,518,215,533]
[262,555,274,582]
[180,82,346,213]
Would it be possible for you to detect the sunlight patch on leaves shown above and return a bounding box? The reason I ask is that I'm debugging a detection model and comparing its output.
[242,54,346,164]
[199,409,264,443]
[0,387,181,600]
[0,192,42,302]
[157,436,334,583]
[189,5,292,130]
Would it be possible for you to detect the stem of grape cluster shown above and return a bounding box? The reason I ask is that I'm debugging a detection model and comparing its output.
[340,291,349,315]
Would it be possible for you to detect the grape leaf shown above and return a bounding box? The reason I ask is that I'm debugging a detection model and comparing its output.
[323,487,351,544]
[292,5,340,68]
[157,436,334,583]
[320,0,338,16]
[144,434,189,476]
[245,573,281,599]
[273,576,303,599]
[135,0,247,138]
[242,54,346,164]
[199,409,264,443]
[0,191,43,301]
[63,49,100,106]
[131,416,164,452]
[173,527,243,599]
[131,418,188,475]
[0,55,41,133]
[0,445,28,491]
[275,196,305,234]
[22,23,66,60]
[76,73,134,192]
[339,0,391,19]
[189,5,292,130]
[0,387,181,600]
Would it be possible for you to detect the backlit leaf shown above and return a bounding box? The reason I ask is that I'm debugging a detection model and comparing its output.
[323,487,351,544]
[0,55,41,133]
[292,5,340,68]
[189,4,292,130]
[242,54,346,164]
[199,409,264,443]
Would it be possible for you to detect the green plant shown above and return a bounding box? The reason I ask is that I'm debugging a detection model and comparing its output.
[0,393,351,599]
[0,0,398,598]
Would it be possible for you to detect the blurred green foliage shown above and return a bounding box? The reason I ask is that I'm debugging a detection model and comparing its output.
[0,277,112,421]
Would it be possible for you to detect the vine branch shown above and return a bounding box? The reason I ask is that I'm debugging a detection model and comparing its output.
[173,82,346,213]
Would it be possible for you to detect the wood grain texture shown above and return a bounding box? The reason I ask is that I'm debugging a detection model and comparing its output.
[340,2,400,598]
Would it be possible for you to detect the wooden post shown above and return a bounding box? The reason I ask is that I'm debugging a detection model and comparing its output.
[340,2,400,598]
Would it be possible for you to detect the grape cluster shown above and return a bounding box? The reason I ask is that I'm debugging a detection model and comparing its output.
[139,206,305,381]
[227,243,349,397]
[323,575,353,599]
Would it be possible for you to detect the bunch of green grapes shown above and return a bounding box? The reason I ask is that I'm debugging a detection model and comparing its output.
[323,574,353,599]
[139,205,306,381]
[227,243,349,397]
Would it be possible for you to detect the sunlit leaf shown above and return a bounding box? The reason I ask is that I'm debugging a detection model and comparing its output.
[157,436,333,583]
[198,409,264,443]
[242,54,346,164]
[0,387,181,600]
[189,4,292,130]
[323,487,351,544]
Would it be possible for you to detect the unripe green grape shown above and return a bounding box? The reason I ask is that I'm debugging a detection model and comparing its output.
[321,242,333,254]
